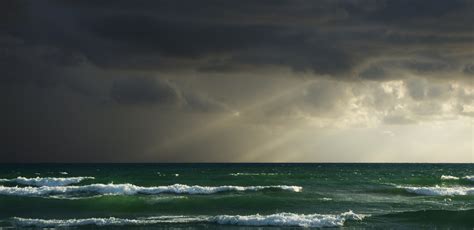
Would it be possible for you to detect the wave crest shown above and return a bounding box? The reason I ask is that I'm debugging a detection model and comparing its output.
[213,211,365,227]
[398,185,474,196]
[0,177,95,186]
[440,175,459,180]
[229,173,280,176]
[463,176,474,181]
[0,184,302,197]
[12,211,364,228]
[12,216,208,227]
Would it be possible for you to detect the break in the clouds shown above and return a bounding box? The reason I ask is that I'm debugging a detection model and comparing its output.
[0,0,472,162]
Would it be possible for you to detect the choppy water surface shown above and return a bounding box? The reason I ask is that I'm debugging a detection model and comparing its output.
[0,163,472,229]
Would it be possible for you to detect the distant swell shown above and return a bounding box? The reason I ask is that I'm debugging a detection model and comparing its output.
[11,211,364,228]
[398,185,474,196]
[0,184,302,197]
[0,177,95,186]
[378,209,474,226]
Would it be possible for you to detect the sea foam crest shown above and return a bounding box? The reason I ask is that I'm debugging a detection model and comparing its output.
[0,184,302,196]
[399,185,474,196]
[230,173,279,176]
[440,175,459,180]
[0,176,95,187]
[11,216,208,227]
[463,176,474,181]
[212,211,365,227]
[12,211,364,228]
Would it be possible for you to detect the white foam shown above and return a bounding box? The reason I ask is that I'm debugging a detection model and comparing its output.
[12,211,364,228]
[213,211,364,227]
[0,176,95,187]
[440,175,459,180]
[59,172,68,175]
[399,185,474,196]
[463,175,474,181]
[0,184,302,197]
[230,173,279,176]
[11,216,208,227]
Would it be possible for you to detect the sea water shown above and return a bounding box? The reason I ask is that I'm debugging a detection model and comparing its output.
[0,163,472,229]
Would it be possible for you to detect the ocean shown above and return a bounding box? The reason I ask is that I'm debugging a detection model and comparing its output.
[0,163,472,229]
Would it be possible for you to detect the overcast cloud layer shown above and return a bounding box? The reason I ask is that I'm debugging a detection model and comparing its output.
[1,0,472,162]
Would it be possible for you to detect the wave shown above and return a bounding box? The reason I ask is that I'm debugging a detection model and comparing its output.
[212,211,364,227]
[440,175,474,182]
[398,185,474,196]
[229,173,280,176]
[463,176,474,181]
[11,211,364,228]
[0,184,302,197]
[440,175,459,180]
[377,209,474,226]
[0,176,95,186]
[11,216,207,227]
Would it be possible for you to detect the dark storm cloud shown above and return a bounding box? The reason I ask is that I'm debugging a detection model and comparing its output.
[111,77,182,106]
[359,66,387,80]
[110,76,232,112]
[0,0,472,162]
[2,0,472,77]
[464,63,474,75]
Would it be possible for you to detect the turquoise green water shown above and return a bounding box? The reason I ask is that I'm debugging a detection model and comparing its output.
[0,163,473,229]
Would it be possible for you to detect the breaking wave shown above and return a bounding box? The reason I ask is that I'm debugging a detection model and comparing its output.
[440,175,474,182]
[0,177,95,186]
[398,185,474,196]
[0,184,302,197]
[463,175,474,181]
[440,175,459,180]
[229,173,280,176]
[212,211,364,227]
[11,216,207,227]
[11,211,364,228]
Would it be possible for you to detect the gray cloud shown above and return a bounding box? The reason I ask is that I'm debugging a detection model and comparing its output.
[111,77,183,106]
[0,0,472,162]
[383,115,417,125]
[463,63,474,75]
[2,0,472,77]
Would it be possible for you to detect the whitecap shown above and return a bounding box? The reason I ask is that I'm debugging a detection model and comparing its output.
[11,216,208,227]
[229,173,279,176]
[0,176,95,187]
[463,175,474,181]
[12,211,364,228]
[398,185,474,196]
[213,211,365,227]
[0,184,302,197]
[440,175,459,180]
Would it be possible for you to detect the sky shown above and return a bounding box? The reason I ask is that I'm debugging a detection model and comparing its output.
[0,0,472,162]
